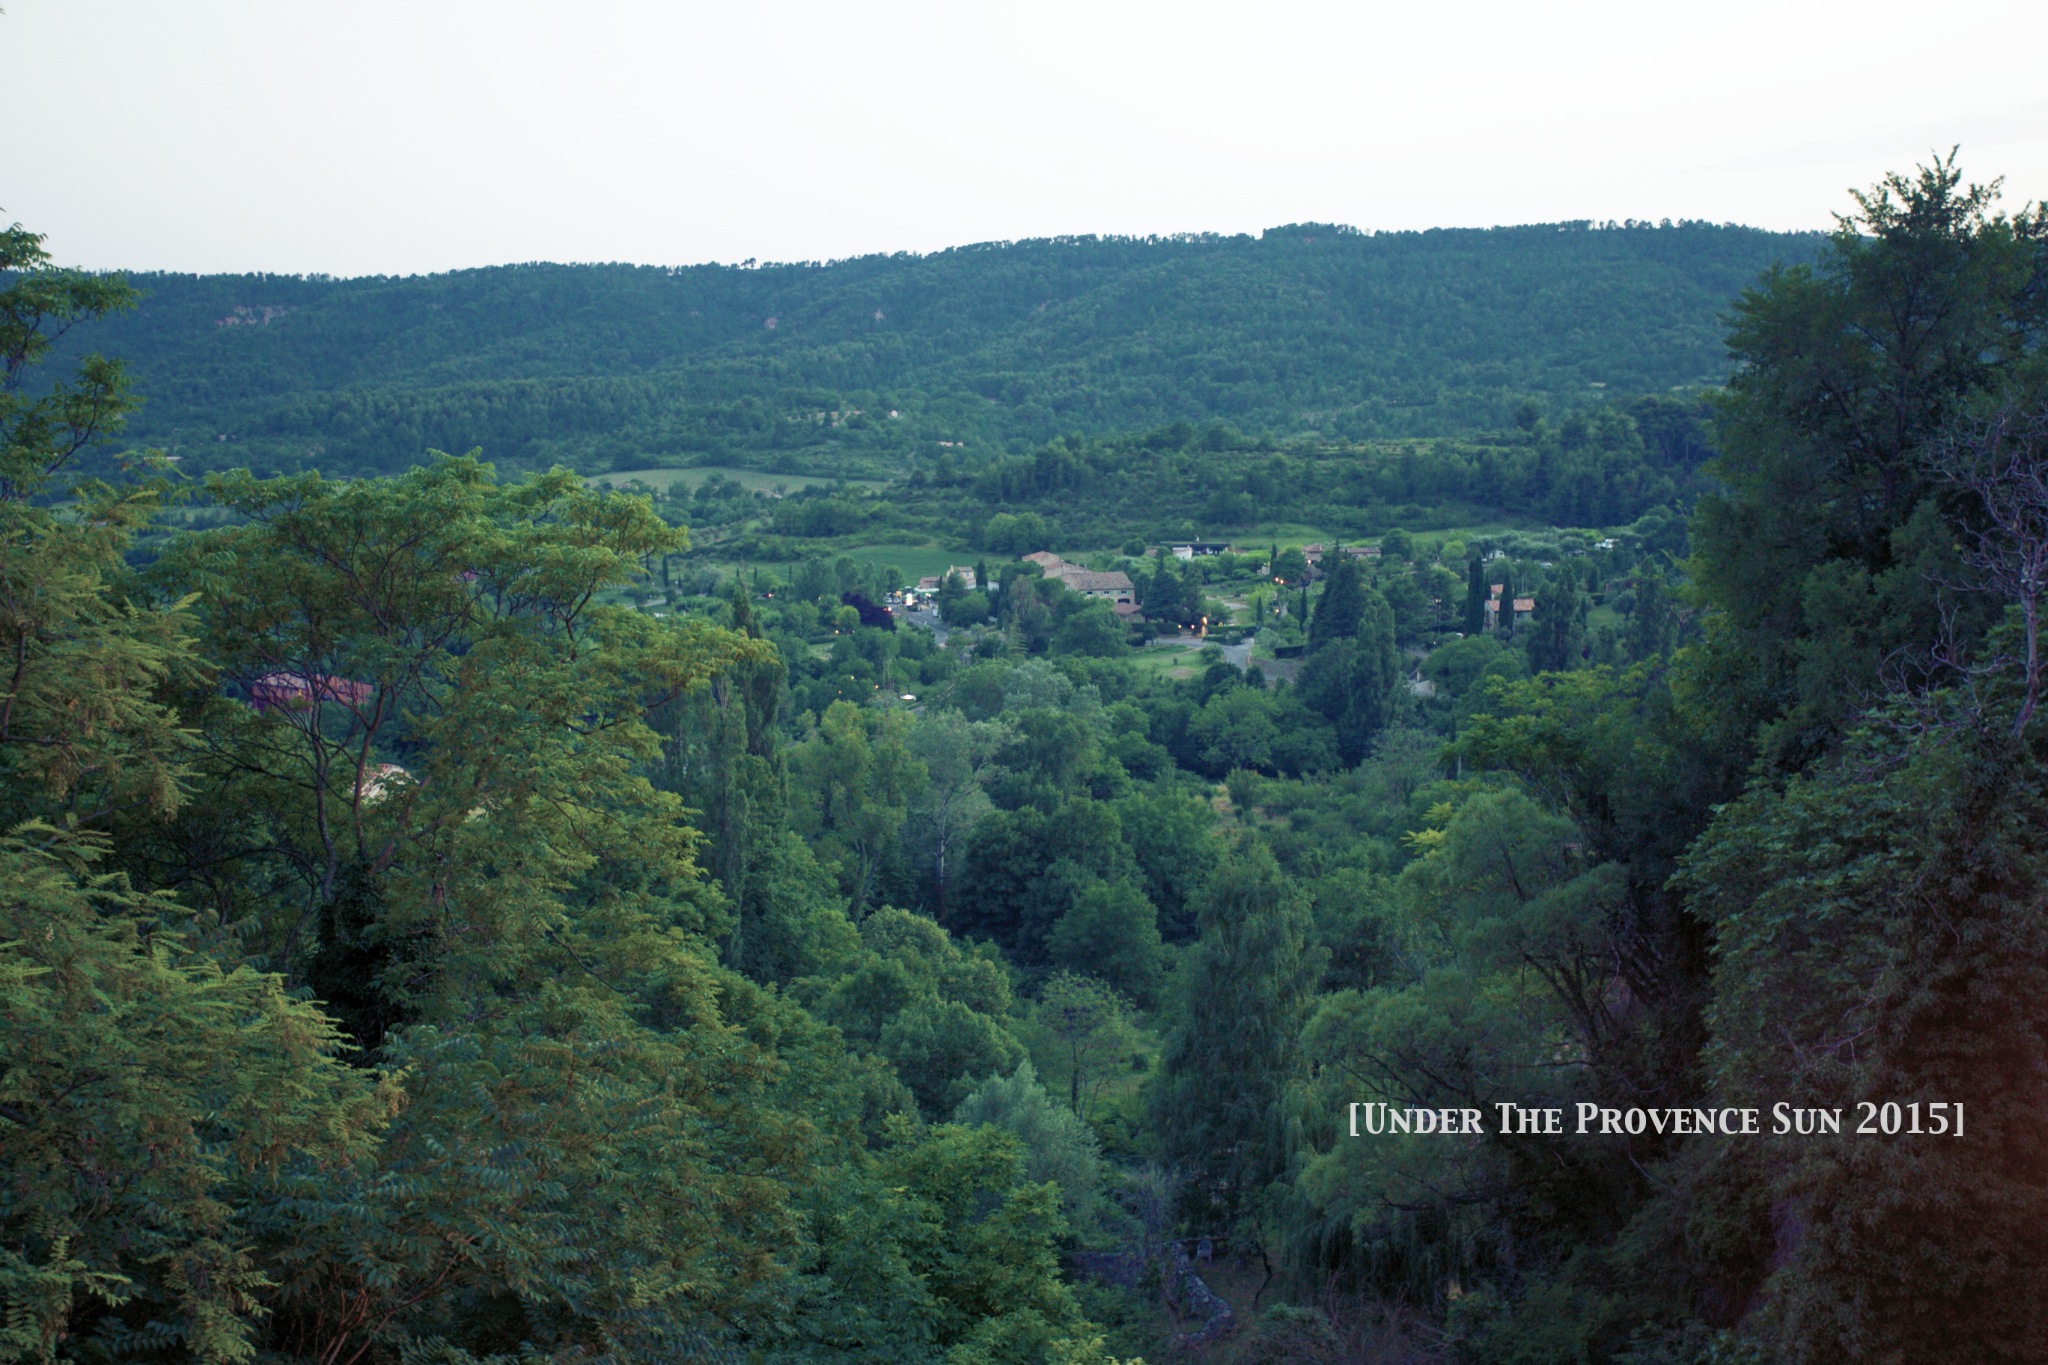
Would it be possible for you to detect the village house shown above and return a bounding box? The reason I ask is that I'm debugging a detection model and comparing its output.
[250,672,373,714]
[912,567,982,599]
[1302,543,1373,571]
[1020,552,1136,605]
[1052,567,1136,603]
[1482,585,1537,631]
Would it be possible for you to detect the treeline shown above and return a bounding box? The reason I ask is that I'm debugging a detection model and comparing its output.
[44,220,1815,480]
[645,393,1708,559]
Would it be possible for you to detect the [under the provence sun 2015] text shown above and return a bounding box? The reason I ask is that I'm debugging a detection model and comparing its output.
[1347,1101,1965,1138]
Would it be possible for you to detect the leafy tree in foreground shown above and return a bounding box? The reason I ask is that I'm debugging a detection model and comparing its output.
[1681,695,2048,1362]
[1689,152,2048,771]
[137,458,833,1357]
[0,223,200,833]
[0,226,388,1362]
[900,709,1009,915]
[780,1118,1127,1365]
[1,828,397,1363]
[649,581,791,972]
[791,700,928,915]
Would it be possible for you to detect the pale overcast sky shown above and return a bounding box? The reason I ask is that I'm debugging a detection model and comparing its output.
[7,0,2046,276]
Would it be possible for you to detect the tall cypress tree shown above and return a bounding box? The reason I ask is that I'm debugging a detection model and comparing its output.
[1309,555,1369,654]
[1464,558,1487,635]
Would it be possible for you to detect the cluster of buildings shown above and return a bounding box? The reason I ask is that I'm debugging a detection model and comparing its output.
[908,565,982,599]
[1300,543,1378,575]
[1020,552,1137,606]
[905,553,1142,620]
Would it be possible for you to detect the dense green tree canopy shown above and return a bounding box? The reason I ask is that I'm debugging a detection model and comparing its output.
[52,223,1818,480]
[11,155,2045,1363]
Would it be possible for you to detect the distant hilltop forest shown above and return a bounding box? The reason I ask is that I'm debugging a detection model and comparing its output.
[50,220,1821,481]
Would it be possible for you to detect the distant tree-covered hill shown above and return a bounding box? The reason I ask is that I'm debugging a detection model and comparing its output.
[53,220,1820,478]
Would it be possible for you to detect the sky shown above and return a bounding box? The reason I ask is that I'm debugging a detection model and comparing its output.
[7,0,2047,277]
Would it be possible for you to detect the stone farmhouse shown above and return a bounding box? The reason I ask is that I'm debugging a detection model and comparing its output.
[1020,552,1136,606]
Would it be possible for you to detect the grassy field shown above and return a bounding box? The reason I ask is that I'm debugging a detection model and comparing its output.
[1129,639,1215,681]
[588,465,890,495]
[689,544,987,589]
[835,544,987,583]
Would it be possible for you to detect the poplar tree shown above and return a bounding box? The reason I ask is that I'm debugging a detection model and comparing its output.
[1525,563,1589,672]
[1152,842,1325,1235]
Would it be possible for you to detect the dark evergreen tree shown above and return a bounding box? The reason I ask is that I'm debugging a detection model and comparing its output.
[1309,555,1369,653]
[1297,589,1401,765]
[1464,556,1488,635]
[1691,153,2048,771]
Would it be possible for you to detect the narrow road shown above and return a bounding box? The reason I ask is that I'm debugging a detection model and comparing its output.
[901,608,950,645]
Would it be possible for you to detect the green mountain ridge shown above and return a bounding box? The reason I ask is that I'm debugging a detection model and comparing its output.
[49,220,1821,478]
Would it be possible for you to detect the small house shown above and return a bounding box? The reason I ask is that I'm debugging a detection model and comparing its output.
[1047,567,1135,604]
[251,672,373,714]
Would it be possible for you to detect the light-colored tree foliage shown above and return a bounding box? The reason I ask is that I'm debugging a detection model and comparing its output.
[953,1060,1109,1233]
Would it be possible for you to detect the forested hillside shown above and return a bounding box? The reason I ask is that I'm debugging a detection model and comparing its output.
[9,158,2048,1365]
[47,221,1817,480]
